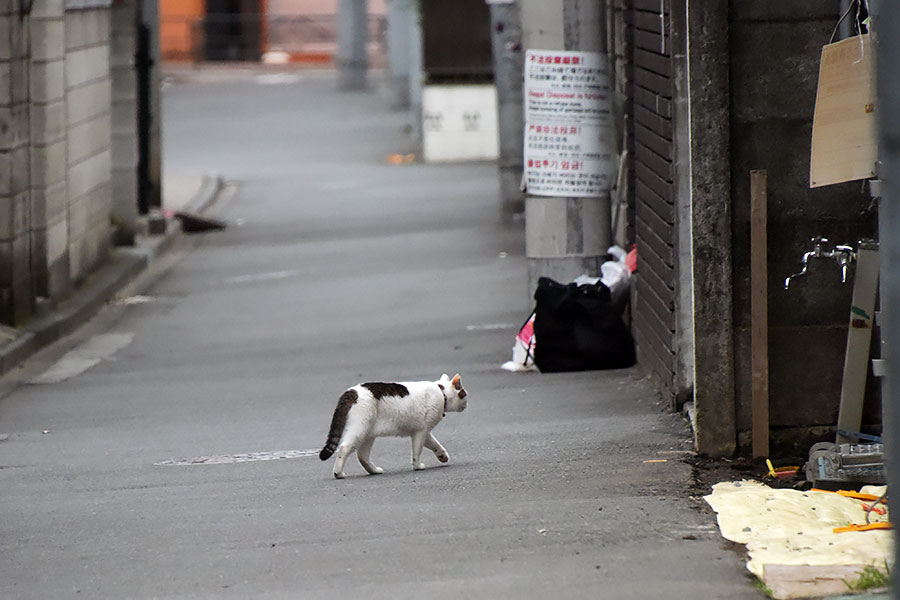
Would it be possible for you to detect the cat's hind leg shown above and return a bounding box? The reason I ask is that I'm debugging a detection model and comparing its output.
[356,437,383,475]
[333,432,363,479]
[424,432,449,463]
[410,431,427,470]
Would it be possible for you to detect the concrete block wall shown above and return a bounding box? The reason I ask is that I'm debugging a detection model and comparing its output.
[64,8,112,282]
[0,4,121,326]
[1,6,34,324]
[728,1,879,453]
[31,0,69,299]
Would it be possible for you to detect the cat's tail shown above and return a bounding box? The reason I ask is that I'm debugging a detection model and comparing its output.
[319,389,358,460]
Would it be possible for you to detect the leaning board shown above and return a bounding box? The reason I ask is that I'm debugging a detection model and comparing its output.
[809,34,877,188]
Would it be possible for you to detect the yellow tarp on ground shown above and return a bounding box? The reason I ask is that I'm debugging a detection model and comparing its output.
[704,481,892,578]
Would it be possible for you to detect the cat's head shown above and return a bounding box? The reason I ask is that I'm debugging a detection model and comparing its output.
[438,373,468,413]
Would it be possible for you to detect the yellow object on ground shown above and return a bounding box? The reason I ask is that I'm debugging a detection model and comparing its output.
[704,481,892,579]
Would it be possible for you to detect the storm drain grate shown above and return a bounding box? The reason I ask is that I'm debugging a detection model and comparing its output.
[155,449,319,466]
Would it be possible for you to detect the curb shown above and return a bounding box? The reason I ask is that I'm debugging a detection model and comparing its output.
[182,172,225,215]
[0,172,225,378]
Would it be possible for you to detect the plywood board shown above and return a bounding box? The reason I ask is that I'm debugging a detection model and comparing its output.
[764,564,869,599]
[809,34,877,188]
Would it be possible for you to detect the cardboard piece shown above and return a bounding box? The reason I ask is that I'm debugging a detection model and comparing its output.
[809,34,877,188]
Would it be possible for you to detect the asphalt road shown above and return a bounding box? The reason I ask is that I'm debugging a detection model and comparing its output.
[0,68,760,599]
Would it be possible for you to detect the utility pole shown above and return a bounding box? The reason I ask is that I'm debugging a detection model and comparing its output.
[337,0,369,91]
[488,0,526,222]
[874,0,899,576]
[386,0,414,109]
[519,0,614,292]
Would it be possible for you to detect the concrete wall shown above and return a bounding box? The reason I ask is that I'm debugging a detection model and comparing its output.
[64,8,112,282]
[0,6,34,323]
[0,5,121,326]
[728,2,879,453]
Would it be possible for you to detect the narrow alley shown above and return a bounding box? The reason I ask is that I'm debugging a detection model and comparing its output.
[0,69,758,599]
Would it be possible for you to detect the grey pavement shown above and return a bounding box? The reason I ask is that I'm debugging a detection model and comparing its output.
[0,68,760,599]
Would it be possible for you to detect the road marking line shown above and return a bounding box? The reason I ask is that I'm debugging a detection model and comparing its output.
[221,270,298,285]
[155,449,320,466]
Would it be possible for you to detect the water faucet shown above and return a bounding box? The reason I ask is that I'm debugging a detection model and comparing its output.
[784,237,856,290]
[833,245,855,283]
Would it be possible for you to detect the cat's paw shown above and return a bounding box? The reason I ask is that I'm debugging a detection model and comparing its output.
[369,466,384,475]
[435,451,449,463]
[413,462,426,471]
[333,471,346,479]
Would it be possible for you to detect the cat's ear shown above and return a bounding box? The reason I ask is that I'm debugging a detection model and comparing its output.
[441,373,450,381]
[452,374,462,389]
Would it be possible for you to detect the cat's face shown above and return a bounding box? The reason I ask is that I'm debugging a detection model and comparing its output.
[440,373,468,413]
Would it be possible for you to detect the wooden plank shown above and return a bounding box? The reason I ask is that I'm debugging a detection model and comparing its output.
[764,565,869,600]
[750,170,769,458]
[809,34,877,187]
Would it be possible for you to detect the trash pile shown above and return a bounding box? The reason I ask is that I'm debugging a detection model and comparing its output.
[705,480,892,599]
[502,246,636,373]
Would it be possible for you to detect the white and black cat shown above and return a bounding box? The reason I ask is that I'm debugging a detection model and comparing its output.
[319,373,468,479]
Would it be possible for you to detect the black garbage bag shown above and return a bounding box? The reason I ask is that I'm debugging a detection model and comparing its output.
[533,276,636,372]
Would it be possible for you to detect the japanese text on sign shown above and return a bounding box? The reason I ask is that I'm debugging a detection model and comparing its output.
[524,50,614,198]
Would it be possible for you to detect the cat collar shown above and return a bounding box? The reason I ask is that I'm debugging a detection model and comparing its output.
[439,384,448,416]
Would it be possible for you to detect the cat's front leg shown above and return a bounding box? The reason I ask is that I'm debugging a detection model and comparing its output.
[424,432,449,463]
[410,431,427,470]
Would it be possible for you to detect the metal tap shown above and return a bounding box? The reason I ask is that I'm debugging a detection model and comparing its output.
[833,245,856,283]
[784,237,857,290]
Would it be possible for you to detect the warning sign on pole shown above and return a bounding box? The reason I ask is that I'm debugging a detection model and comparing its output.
[524,50,615,198]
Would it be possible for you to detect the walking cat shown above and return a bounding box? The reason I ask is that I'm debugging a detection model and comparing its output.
[319,373,468,479]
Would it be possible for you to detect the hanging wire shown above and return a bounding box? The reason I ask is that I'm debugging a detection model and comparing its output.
[830,0,858,43]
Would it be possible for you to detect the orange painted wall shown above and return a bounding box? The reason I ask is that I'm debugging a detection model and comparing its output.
[160,0,205,61]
